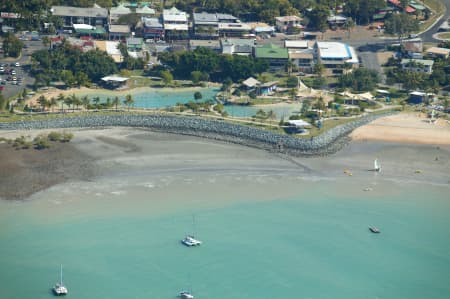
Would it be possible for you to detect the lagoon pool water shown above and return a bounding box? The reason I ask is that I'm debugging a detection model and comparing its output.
[75,87,300,119]
[223,104,300,119]
[76,88,219,109]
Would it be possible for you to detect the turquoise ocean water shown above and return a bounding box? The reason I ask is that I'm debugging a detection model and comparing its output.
[0,180,449,299]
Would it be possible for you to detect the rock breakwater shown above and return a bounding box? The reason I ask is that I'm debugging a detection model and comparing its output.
[0,112,397,156]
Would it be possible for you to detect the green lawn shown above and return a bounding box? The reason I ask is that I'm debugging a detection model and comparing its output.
[436,32,450,40]
[419,0,446,32]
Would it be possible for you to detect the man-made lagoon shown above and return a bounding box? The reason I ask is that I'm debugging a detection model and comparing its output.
[76,87,299,119]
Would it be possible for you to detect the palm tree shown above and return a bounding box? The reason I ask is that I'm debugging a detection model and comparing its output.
[123,94,134,111]
[286,59,295,76]
[70,94,79,112]
[37,95,48,111]
[50,97,57,112]
[57,93,65,113]
[112,96,120,111]
[92,96,100,109]
[82,96,90,111]
[267,110,277,126]
[344,18,355,38]
[64,96,73,113]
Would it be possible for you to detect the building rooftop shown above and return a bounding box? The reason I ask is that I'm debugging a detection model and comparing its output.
[109,24,130,34]
[426,47,450,56]
[126,37,143,45]
[255,43,288,59]
[193,12,218,23]
[110,4,131,15]
[218,22,251,31]
[242,77,261,88]
[275,15,302,22]
[51,6,108,18]
[189,39,221,49]
[288,49,314,59]
[143,17,163,28]
[221,38,254,46]
[284,40,309,49]
[327,15,347,22]
[401,59,434,66]
[317,42,351,59]
[101,75,129,82]
[216,13,238,22]
[163,7,188,22]
[164,23,189,31]
[136,6,155,15]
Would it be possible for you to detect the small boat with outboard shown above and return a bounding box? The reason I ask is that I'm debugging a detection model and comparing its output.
[369,226,380,234]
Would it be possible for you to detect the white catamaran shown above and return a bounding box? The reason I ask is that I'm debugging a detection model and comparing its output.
[53,264,68,296]
[181,215,202,247]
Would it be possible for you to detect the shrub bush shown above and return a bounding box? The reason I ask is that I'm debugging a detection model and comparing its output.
[61,131,74,142]
[33,135,51,149]
[48,131,62,141]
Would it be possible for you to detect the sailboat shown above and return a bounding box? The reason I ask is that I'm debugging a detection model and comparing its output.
[52,264,68,296]
[181,215,202,247]
[374,159,381,172]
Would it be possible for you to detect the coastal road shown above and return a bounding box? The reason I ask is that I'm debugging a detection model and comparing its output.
[420,0,450,42]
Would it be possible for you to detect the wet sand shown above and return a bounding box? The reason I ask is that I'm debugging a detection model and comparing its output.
[1,127,448,200]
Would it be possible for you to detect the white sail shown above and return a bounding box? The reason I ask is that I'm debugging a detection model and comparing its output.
[374,159,380,171]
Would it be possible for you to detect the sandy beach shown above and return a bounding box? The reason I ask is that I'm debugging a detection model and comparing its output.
[351,112,450,145]
[0,123,449,200]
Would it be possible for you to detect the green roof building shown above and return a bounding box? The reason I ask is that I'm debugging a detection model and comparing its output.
[254,43,288,70]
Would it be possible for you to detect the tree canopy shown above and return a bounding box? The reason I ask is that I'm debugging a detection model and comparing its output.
[384,13,419,39]
[2,33,23,58]
[338,68,380,92]
[158,47,268,82]
[31,41,117,87]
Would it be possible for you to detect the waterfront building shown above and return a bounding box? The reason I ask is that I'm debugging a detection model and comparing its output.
[163,7,189,40]
[109,4,131,24]
[142,17,164,40]
[275,16,302,33]
[109,24,131,40]
[254,43,289,70]
[51,6,108,28]
[401,59,434,74]
[189,40,221,52]
[192,12,219,39]
[315,41,359,75]
[221,38,255,56]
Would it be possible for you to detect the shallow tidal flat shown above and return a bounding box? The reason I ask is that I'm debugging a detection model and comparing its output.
[0,128,449,299]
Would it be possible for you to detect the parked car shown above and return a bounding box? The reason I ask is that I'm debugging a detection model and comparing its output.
[15,62,20,67]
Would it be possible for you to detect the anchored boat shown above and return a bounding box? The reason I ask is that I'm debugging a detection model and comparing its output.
[52,264,68,296]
